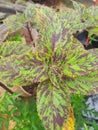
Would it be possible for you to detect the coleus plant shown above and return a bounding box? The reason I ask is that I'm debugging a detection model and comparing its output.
[0,2,98,130]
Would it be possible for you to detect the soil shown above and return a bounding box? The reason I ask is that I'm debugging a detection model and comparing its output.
[22,82,39,97]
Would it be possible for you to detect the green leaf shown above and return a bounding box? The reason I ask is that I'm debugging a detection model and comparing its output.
[37,80,70,130]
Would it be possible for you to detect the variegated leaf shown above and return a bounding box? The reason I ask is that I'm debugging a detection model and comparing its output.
[0,54,48,87]
[73,1,98,23]
[88,48,98,56]
[0,41,31,57]
[65,70,98,95]
[37,80,70,130]
[63,38,98,78]
[5,14,26,34]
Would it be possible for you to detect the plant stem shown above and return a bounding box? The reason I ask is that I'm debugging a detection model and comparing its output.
[26,22,35,47]
[0,82,32,99]
[0,82,13,94]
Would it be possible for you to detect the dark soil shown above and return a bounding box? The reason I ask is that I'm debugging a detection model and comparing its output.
[22,82,39,97]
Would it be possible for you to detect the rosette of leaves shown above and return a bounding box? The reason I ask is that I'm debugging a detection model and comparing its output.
[4,2,98,39]
[0,3,98,130]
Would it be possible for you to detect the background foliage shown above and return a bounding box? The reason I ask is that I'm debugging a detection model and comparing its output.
[0,92,45,130]
[71,94,98,130]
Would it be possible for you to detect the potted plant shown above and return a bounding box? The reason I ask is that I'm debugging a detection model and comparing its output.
[0,1,98,130]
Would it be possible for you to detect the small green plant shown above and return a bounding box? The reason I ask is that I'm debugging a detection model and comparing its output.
[0,2,98,130]
[71,94,88,129]
[71,94,98,130]
[0,92,45,130]
[8,34,22,42]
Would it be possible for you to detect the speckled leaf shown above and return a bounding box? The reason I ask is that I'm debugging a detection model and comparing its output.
[0,41,31,57]
[65,70,98,95]
[63,38,98,78]
[25,5,73,53]
[64,47,98,95]
[73,1,98,26]
[88,48,98,56]
[0,54,48,87]
[37,80,70,130]
[5,14,26,34]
